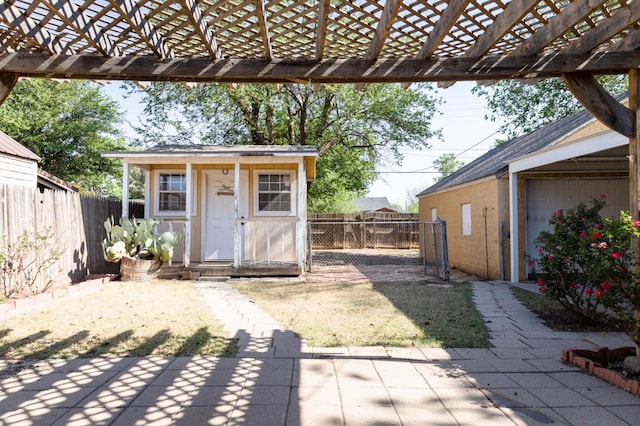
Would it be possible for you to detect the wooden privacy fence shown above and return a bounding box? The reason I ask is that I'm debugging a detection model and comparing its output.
[0,184,143,296]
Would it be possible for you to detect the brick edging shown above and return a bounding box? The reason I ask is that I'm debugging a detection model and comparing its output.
[562,346,640,396]
[0,275,117,321]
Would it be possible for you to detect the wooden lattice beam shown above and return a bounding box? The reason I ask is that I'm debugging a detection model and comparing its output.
[367,0,402,59]
[418,0,469,59]
[0,3,71,54]
[441,0,540,88]
[45,0,120,56]
[315,0,331,59]
[465,0,541,58]
[0,51,637,84]
[515,0,608,55]
[253,0,273,60]
[178,0,223,59]
[562,0,640,54]
[107,0,174,59]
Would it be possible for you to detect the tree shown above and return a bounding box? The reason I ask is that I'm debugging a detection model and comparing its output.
[433,153,465,182]
[472,76,628,138]
[126,82,442,210]
[0,79,128,195]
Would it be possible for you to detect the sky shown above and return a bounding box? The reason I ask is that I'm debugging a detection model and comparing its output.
[105,81,505,209]
[367,82,506,208]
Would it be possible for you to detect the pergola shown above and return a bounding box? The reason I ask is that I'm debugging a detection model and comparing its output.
[2,0,640,280]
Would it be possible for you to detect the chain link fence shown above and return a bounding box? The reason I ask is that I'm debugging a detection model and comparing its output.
[307,219,449,280]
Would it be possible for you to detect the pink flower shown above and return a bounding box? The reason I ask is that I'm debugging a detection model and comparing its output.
[537,278,543,287]
[594,223,601,229]
[595,289,604,298]
[579,232,586,238]
[598,242,607,248]
[537,247,543,254]
[601,282,612,291]
[547,255,553,260]
[527,261,534,267]
[540,286,548,293]
[612,252,623,259]
[590,243,597,248]
[593,231,602,239]
[585,288,592,296]
[634,220,640,227]
[600,194,606,199]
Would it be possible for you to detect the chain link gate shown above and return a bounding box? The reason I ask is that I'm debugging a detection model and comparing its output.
[306,220,449,280]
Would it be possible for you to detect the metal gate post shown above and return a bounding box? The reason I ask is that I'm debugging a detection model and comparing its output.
[440,220,450,281]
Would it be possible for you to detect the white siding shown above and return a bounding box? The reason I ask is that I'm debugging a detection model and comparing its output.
[0,153,38,187]
[525,178,628,271]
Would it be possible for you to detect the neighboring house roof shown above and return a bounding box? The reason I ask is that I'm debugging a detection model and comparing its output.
[0,130,40,162]
[417,107,595,197]
[353,197,396,213]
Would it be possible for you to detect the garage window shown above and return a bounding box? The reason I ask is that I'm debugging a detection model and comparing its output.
[461,203,472,236]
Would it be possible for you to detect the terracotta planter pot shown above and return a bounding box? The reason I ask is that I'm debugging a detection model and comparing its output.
[120,256,162,281]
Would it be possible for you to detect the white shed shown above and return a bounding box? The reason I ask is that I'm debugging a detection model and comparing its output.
[0,130,40,187]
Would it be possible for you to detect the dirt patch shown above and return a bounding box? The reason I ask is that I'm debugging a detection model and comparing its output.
[511,286,626,332]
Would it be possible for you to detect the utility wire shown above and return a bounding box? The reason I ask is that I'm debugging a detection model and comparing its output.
[378,129,501,174]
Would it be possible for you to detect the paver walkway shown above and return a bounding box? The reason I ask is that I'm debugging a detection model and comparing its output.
[0,279,638,425]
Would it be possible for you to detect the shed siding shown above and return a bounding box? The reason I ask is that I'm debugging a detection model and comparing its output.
[0,153,37,187]
[419,177,509,280]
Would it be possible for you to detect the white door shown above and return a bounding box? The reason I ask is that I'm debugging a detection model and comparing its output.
[204,170,248,261]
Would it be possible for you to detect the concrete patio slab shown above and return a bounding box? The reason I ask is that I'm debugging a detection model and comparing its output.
[1,279,637,425]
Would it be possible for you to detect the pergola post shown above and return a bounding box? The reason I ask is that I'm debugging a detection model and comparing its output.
[122,162,130,219]
[184,162,192,267]
[630,69,640,239]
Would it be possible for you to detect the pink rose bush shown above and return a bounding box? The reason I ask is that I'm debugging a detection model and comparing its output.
[528,198,640,349]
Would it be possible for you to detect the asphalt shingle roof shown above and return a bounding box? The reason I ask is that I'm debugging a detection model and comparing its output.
[417,108,595,197]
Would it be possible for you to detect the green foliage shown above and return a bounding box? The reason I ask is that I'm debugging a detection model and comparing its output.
[529,198,640,347]
[126,82,442,211]
[0,79,129,195]
[433,153,465,181]
[473,76,628,138]
[102,217,181,263]
[0,229,64,298]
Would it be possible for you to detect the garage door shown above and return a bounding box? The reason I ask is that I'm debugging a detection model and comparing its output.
[525,178,628,274]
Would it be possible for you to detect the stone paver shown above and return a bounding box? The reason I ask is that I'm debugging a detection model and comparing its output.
[0,279,638,425]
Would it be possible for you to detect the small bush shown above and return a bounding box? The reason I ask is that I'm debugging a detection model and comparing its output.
[529,197,640,350]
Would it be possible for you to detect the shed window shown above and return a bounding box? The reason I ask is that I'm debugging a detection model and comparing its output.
[254,171,295,216]
[461,203,472,236]
[154,170,197,215]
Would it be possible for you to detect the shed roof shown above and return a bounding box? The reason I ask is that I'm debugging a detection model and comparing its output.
[417,108,595,197]
[0,130,40,162]
[103,144,318,159]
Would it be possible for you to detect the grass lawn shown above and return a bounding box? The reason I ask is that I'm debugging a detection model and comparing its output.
[232,280,489,348]
[0,280,237,359]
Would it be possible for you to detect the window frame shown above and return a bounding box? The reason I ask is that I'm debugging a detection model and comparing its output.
[253,170,296,217]
[153,169,197,216]
[461,203,472,236]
